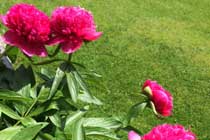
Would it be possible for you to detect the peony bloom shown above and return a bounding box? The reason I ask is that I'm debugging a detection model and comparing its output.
[0,4,50,57]
[49,6,102,54]
[128,131,141,140]
[142,80,173,117]
[142,124,196,140]
[128,124,196,140]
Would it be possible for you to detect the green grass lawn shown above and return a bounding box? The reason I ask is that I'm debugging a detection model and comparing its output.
[1,0,210,139]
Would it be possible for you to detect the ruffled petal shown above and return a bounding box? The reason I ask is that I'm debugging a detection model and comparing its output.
[0,15,7,25]
[61,39,82,54]
[3,30,47,57]
[27,43,48,57]
[47,36,66,46]
[128,131,141,140]
[82,28,102,41]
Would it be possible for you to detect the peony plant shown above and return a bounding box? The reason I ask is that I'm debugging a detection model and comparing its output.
[0,3,196,140]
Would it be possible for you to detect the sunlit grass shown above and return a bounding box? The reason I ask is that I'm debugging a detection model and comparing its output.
[1,0,210,139]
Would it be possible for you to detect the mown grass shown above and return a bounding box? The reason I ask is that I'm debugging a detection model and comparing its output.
[1,0,210,139]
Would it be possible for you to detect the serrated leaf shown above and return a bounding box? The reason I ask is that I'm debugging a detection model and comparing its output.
[83,117,122,129]
[85,127,120,139]
[48,67,65,99]
[66,72,78,103]
[0,103,21,120]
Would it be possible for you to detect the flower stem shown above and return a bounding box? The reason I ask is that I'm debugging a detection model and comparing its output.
[32,58,66,65]
[48,45,60,58]
[67,54,72,62]
[24,98,38,117]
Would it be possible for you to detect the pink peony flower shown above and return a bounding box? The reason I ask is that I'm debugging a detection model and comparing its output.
[142,80,173,117]
[128,124,196,140]
[128,131,141,140]
[142,124,196,140]
[0,4,50,57]
[49,6,102,54]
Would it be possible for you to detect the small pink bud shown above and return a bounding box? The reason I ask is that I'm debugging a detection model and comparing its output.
[128,131,141,140]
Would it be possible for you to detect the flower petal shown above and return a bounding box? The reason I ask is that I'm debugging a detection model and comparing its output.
[27,43,48,57]
[128,131,141,140]
[61,39,82,54]
[47,36,66,46]
[82,28,102,41]
[0,15,7,25]
[3,30,47,57]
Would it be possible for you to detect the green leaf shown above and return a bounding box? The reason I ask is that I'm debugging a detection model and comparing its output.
[64,106,89,133]
[38,132,55,140]
[72,119,85,140]
[49,113,62,128]
[48,67,65,99]
[83,117,122,129]
[0,126,22,140]
[6,47,18,63]
[127,102,147,124]
[73,69,102,105]
[0,103,21,120]
[20,117,37,126]
[0,123,48,140]
[72,69,92,97]
[29,101,59,117]
[11,122,48,140]
[41,68,54,79]
[85,127,120,139]
[17,84,32,98]
[78,94,103,105]
[0,89,32,102]
[66,72,78,103]
[54,127,67,140]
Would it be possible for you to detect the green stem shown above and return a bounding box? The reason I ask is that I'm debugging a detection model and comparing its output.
[32,58,66,66]
[14,98,38,126]
[48,45,60,58]
[67,54,72,62]
[25,55,34,62]
[24,98,38,117]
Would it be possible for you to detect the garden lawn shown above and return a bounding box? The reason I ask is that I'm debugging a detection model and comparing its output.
[1,0,210,139]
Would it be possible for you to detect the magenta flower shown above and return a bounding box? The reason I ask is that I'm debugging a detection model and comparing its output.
[142,124,196,140]
[128,124,196,140]
[0,4,50,57]
[142,80,173,117]
[49,6,102,54]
